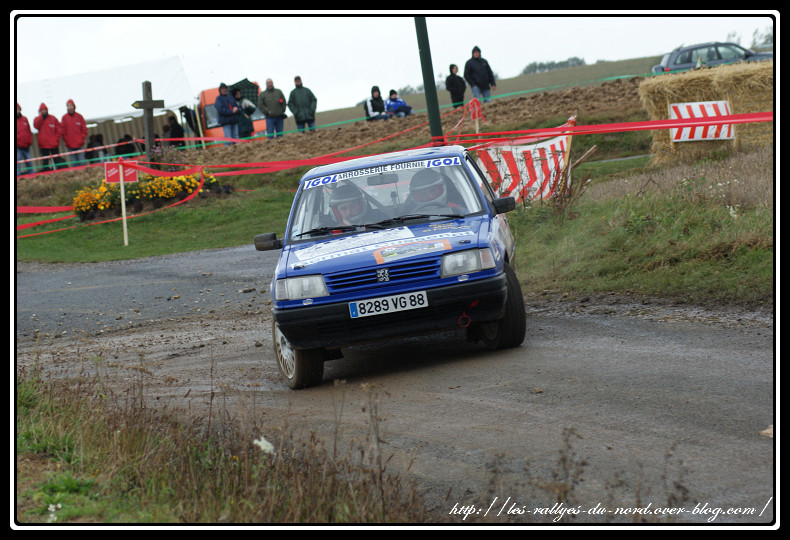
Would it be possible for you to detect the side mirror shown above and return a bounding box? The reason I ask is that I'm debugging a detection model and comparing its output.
[492,197,516,214]
[254,232,283,251]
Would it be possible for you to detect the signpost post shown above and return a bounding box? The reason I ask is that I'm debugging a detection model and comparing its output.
[105,159,138,246]
[132,81,165,162]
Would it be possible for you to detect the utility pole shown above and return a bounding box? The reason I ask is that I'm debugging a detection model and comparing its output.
[414,17,445,146]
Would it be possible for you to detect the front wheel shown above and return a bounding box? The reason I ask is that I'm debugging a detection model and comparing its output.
[272,320,325,389]
[471,262,526,350]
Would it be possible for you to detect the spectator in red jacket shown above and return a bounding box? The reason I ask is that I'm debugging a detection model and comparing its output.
[16,103,33,176]
[33,103,61,171]
[61,99,89,166]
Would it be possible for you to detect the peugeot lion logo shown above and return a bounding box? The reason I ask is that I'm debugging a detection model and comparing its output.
[376,268,390,282]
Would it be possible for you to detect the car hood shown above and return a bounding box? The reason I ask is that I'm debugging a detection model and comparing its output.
[281,217,487,277]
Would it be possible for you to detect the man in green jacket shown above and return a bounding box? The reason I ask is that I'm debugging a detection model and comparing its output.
[257,78,287,138]
[287,76,318,133]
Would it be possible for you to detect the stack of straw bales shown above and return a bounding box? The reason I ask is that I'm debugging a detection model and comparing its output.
[638,60,774,165]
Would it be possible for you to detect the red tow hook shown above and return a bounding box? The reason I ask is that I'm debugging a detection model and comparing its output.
[457,311,471,328]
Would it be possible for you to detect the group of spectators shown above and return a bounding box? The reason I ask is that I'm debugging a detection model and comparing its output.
[214,76,318,144]
[17,46,497,174]
[448,45,497,108]
[15,98,179,176]
[363,87,415,122]
[365,45,497,121]
[16,100,90,175]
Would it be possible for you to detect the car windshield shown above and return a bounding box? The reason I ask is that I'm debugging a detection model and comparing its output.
[288,158,485,241]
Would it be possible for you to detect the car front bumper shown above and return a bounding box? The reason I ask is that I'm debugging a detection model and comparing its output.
[273,273,509,350]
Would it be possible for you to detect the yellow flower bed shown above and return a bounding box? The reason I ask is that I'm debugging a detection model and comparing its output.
[72,173,219,218]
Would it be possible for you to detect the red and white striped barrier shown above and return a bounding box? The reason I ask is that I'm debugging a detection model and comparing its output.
[476,135,571,202]
[669,101,735,142]
[475,117,576,203]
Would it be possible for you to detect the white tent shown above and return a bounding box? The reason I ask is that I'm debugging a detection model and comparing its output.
[16,56,195,127]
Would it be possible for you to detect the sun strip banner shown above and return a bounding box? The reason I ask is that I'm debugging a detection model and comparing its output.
[669,101,735,142]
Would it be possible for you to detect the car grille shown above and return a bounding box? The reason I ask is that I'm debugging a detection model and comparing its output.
[324,258,441,294]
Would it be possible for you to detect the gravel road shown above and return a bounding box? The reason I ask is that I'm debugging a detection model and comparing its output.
[15,246,776,525]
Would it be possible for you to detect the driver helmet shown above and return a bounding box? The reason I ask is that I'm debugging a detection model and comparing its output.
[410,168,447,205]
[330,183,368,225]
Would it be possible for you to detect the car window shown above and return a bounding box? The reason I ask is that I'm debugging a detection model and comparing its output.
[689,48,705,64]
[289,159,485,240]
[717,44,745,60]
[675,50,693,65]
[466,155,496,204]
[204,104,220,128]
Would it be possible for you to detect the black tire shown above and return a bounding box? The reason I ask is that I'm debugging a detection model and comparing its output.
[272,319,325,389]
[475,262,526,350]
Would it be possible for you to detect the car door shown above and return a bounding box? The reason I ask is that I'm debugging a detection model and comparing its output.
[702,45,726,67]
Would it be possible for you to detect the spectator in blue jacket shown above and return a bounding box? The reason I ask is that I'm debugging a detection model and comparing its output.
[385,90,413,118]
[214,82,239,145]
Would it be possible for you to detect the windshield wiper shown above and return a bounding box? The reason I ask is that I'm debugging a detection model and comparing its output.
[296,213,466,237]
[294,225,357,238]
[363,213,466,228]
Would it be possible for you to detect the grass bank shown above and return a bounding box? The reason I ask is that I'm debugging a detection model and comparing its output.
[16,360,428,524]
[511,147,774,305]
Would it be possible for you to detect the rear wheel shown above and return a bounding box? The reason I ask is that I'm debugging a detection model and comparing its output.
[474,262,526,350]
[272,320,325,389]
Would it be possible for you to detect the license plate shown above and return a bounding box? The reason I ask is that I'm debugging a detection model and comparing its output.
[349,291,428,318]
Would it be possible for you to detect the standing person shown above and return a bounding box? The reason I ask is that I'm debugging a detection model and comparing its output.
[257,78,287,139]
[231,87,256,139]
[364,86,389,121]
[287,76,318,133]
[214,82,240,145]
[16,103,33,176]
[84,134,96,163]
[464,46,496,103]
[61,99,89,166]
[445,64,467,108]
[92,133,107,162]
[167,115,185,147]
[33,103,61,171]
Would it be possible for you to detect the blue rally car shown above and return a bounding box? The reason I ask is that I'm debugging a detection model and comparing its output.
[254,145,526,389]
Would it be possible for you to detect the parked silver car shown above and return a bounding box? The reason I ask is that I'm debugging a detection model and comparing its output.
[652,42,773,73]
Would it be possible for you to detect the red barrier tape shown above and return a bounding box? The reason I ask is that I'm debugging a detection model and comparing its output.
[17,214,77,230]
[463,112,774,149]
[16,168,207,238]
[16,106,774,238]
[17,206,74,213]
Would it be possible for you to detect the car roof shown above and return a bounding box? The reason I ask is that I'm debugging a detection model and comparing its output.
[301,145,468,181]
[672,41,743,52]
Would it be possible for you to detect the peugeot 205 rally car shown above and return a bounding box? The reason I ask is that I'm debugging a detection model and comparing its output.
[255,145,526,389]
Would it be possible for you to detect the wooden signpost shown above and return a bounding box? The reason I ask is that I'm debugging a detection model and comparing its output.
[132,81,165,162]
[105,159,138,246]
[104,81,163,246]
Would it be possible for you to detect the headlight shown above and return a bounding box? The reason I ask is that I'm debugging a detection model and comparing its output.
[441,248,496,278]
[275,275,329,300]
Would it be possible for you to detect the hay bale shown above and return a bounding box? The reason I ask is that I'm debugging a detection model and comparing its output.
[639,61,774,165]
